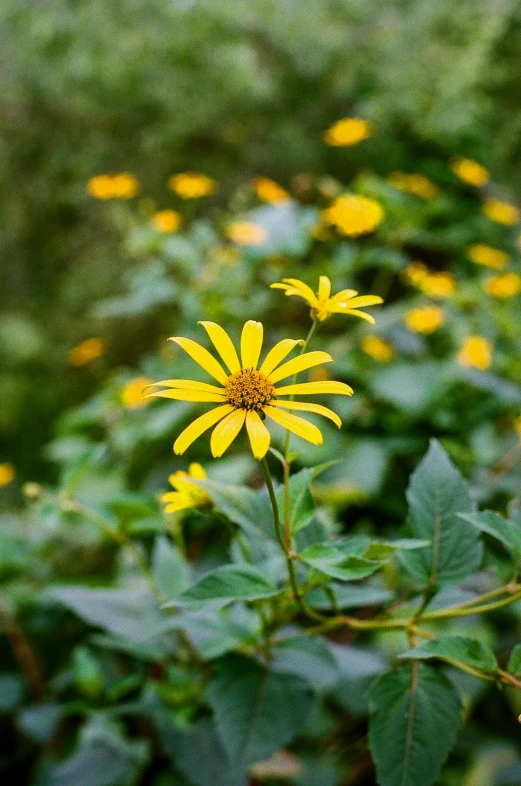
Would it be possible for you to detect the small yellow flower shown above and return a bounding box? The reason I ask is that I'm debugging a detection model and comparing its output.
[0,463,15,488]
[450,157,489,187]
[482,199,520,226]
[68,338,104,367]
[514,416,521,441]
[87,173,139,199]
[404,263,455,298]
[252,177,290,204]
[482,272,521,298]
[402,261,429,285]
[148,320,354,459]
[271,276,383,323]
[457,336,493,371]
[405,305,446,334]
[161,463,211,514]
[226,222,268,246]
[323,117,372,147]
[168,172,216,199]
[322,195,384,236]
[388,172,440,200]
[467,243,509,270]
[152,209,181,233]
[361,336,394,362]
[120,377,153,409]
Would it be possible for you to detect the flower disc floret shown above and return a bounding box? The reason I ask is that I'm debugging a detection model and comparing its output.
[225,369,275,411]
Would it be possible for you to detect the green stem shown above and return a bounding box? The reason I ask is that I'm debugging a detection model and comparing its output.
[259,457,285,552]
[422,589,521,621]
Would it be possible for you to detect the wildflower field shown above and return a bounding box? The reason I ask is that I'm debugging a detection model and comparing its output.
[3,2,521,785]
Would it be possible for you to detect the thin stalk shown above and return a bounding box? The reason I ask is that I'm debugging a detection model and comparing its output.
[422,589,521,621]
[0,592,45,702]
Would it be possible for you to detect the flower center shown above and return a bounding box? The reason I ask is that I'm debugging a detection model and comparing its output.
[224,368,275,411]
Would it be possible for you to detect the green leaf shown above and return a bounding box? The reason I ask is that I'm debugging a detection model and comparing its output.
[307,583,393,610]
[369,662,461,786]
[299,543,383,581]
[400,635,497,672]
[400,439,481,587]
[194,479,274,538]
[507,643,521,676]
[459,510,521,557]
[151,536,191,599]
[165,608,260,660]
[176,564,280,605]
[363,538,429,560]
[271,636,339,690]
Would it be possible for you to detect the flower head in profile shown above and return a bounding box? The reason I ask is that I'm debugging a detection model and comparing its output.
[121,377,153,409]
[405,305,446,335]
[271,276,383,323]
[152,210,181,234]
[168,172,216,199]
[482,272,521,299]
[322,195,384,236]
[388,172,440,200]
[467,244,509,270]
[482,199,520,226]
[457,336,493,371]
[361,336,394,363]
[148,321,353,459]
[161,463,210,514]
[252,177,290,204]
[323,118,372,147]
[450,157,489,187]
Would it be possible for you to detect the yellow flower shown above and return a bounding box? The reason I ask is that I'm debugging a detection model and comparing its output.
[402,261,429,285]
[482,199,520,226]
[226,222,268,246]
[450,157,489,187]
[322,195,384,236]
[361,336,394,362]
[168,172,216,199]
[148,320,354,459]
[323,117,372,147]
[403,263,455,298]
[405,305,446,334]
[467,243,509,270]
[152,209,181,233]
[87,173,139,199]
[252,177,290,204]
[271,276,383,323]
[514,416,521,441]
[120,377,153,409]
[388,172,440,200]
[457,336,493,371]
[161,463,211,514]
[482,272,521,298]
[0,463,15,488]
[68,338,104,367]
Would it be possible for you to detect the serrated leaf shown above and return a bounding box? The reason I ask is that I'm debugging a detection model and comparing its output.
[151,536,191,599]
[299,543,383,581]
[507,643,521,676]
[176,564,280,605]
[400,635,497,672]
[459,510,521,557]
[369,663,461,786]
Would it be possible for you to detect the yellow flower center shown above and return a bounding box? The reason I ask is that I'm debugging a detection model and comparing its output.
[224,368,275,411]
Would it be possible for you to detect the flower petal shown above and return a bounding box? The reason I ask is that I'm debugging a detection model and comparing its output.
[275,278,318,307]
[274,381,354,396]
[272,399,342,428]
[168,337,229,385]
[330,288,358,303]
[259,338,301,377]
[245,410,271,459]
[264,406,323,445]
[241,321,263,369]
[148,390,226,403]
[318,276,331,301]
[268,351,333,384]
[174,405,233,454]
[147,379,225,394]
[188,462,206,479]
[336,295,383,308]
[163,496,194,513]
[198,321,241,374]
[340,308,376,323]
[210,409,247,457]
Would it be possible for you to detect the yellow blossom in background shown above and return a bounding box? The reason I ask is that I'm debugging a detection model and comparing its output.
[68,338,104,367]
[482,199,520,226]
[388,172,440,200]
[271,276,383,323]
[252,177,290,204]
[457,336,493,371]
[515,416,521,441]
[120,377,153,409]
[0,463,15,488]
[226,221,268,246]
[467,243,509,270]
[361,336,394,363]
[322,195,384,236]
[152,209,181,233]
[323,117,372,146]
[87,173,139,200]
[308,366,331,382]
[402,261,429,285]
[161,463,211,514]
[403,263,455,298]
[482,273,521,298]
[450,157,489,187]
[168,172,216,199]
[405,305,446,334]
[310,223,331,242]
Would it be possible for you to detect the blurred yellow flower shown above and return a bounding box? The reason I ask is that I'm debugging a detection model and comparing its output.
[482,199,520,226]
[322,195,384,236]
[168,172,216,199]
[361,336,394,362]
[152,209,181,233]
[482,272,521,298]
[0,463,15,488]
[161,463,211,514]
[467,243,509,270]
[403,263,455,298]
[252,177,290,204]
[68,338,104,367]
[388,172,440,200]
[87,173,139,200]
[226,221,268,245]
[308,366,331,382]
[405,305,446,334]
[120,377,153,409]
[271,276,383,323]
[457,336,493,371]
[402,261,429,285]
[323,117,372,146]
[515,416,521,440]
[450,157,489,187]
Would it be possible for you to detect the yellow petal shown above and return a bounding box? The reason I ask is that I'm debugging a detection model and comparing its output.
[198,321,241,374]
[164,496,194,514]
[241,321,263,369]
[272,399,342,428]
[274,381,354,396]
[147,379,225,394]
[330,288,358,304]
[264,406,323,445]
[148,390,226,403]
[188,462,206,479]
[278,278,318,307]
[174,405,233,454]
[210,409,246,457]
[259,338,301,377]
[268,351,333,384]
[168,337,229,385]
[336,295,383,308]
[341,308,376,323]
[245,410,271,459]
[318,276,331,301]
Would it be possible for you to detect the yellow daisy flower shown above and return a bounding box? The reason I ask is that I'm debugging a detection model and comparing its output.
[271,276,383,323]
[360,336,394,363]
[322,194,384,236]
[0,463,15,488]
[168,172,216,199]
[457,336,493,371]
[161,463,211,514]
[404,305,446,334]
[450,157,489,187]
[482,272,521,298]
[226,222,268,245]
[388,172,440,200]
[467,244,509,270]
[152,209,181,233]
[87,173,139,200]
[148,320,354,459]
[68,338,104,367]
[323,117,372,147]
[121,377,153,409]
[482,199,520,226]
[252,177,290,204]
